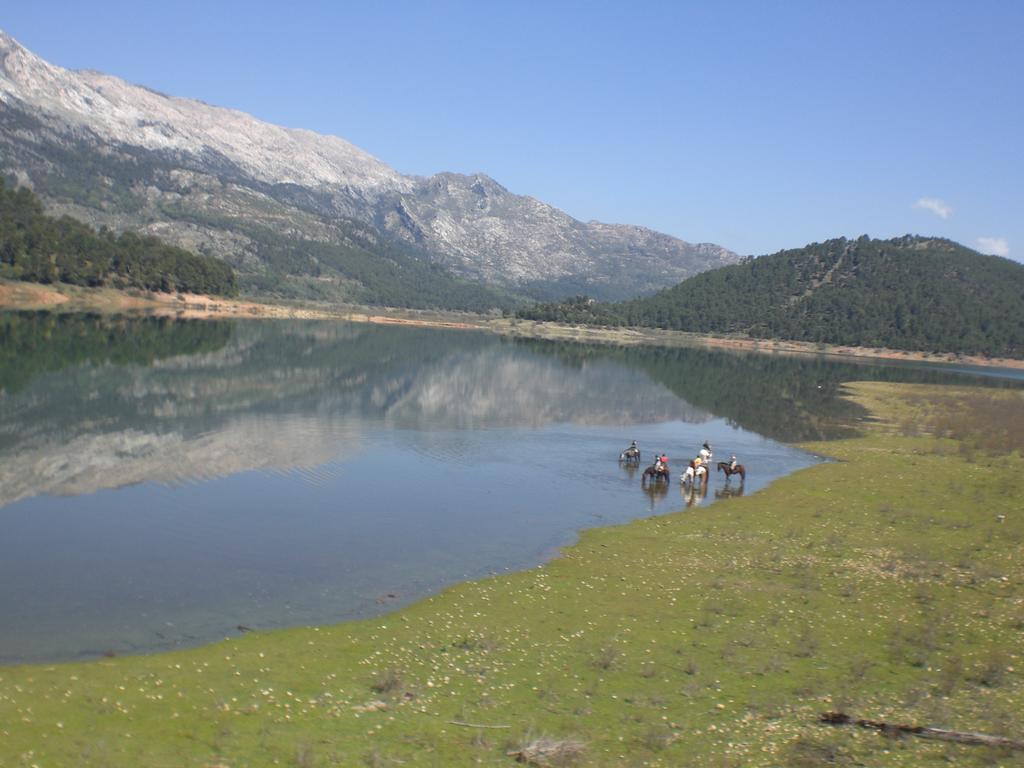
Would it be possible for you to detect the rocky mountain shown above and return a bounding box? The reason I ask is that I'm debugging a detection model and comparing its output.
[0,30,737,304]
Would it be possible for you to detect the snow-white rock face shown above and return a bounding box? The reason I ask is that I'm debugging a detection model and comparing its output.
[0,30,408,194]
[0,30,738,300]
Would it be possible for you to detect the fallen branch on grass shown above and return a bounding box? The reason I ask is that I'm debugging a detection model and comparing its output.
[820,712,1024,750]
[448,720,511,729]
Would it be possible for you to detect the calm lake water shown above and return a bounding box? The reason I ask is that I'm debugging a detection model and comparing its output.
[1,312,1020,664]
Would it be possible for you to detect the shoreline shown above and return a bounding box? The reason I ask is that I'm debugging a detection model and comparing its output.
[1,382,1021,767]
[2,277,1023,371]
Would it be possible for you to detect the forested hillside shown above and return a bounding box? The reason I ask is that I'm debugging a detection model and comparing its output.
[519,236,1024,358]
[0,180,237,296]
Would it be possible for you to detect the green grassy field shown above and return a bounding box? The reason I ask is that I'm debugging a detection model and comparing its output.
[1,382,1022,767]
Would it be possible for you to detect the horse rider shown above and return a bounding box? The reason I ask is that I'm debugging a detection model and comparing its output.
[698,441,712,464]
[655,452,668,472]
[729,453,737,471]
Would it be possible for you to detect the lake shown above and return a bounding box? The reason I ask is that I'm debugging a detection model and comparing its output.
[1,312,1020,664]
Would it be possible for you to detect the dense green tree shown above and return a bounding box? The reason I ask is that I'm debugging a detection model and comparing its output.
[518,236,1024,358]
[0,179,237,296]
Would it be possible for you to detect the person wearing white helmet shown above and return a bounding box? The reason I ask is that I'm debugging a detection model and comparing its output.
[698,441,712,464]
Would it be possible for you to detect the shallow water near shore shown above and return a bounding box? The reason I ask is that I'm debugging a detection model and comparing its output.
[1,312,1019,664]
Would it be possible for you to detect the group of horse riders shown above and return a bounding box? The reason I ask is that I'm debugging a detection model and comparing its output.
[627,440,739,484]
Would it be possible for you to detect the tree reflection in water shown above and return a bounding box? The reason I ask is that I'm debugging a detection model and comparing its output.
[516,338,1021,443]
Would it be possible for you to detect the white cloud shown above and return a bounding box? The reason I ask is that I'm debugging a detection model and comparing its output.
[976,237,1010,257]
[913,197,952,219]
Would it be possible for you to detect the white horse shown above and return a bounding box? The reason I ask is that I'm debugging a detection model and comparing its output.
[681,463,707,487]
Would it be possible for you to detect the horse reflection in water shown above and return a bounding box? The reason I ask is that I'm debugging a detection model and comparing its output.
[715,484,745,500]
[618,459,640,481]
[682,479,708,508]
[640,475,669,510]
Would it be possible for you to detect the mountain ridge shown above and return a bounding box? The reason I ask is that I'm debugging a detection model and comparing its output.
[0,30,738,303]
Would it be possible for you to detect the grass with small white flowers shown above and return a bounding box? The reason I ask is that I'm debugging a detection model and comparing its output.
[1,382,1022,767]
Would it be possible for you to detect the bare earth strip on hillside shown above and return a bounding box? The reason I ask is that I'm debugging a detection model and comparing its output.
[0,280,68,307]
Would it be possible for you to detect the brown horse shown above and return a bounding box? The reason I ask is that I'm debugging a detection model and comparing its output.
[642,464,670,484]
[717,461,746,481]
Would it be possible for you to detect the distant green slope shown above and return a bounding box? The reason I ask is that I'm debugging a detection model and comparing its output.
[0,180,237,296]
[520,236,1024,358]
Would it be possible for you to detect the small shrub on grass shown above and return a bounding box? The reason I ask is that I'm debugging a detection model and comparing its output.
[889,622,937,669]
[641,725,676,752]
[469,730,491,749]
[452,632,499,652]
[934,654,965,696]
[591,646,619,670]
[1009,608,1024,631]
[705,599,727,615]
[294,742,315,768]
[508,737,586,767]
[785,733,853,767]
[792,626,820,659]
[848,656,874,680]
[369,667,403,694]
[972,649,1009,687]
[362,747,403,768]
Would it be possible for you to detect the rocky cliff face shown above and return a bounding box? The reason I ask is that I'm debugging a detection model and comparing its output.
[0,30,738,302]
[383,173,737,297]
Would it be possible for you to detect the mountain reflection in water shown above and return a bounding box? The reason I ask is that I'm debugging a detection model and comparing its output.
[0,312,1019,663]
[0,314,710,505]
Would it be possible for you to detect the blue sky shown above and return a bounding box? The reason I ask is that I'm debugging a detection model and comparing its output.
[4,1,1022,259]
